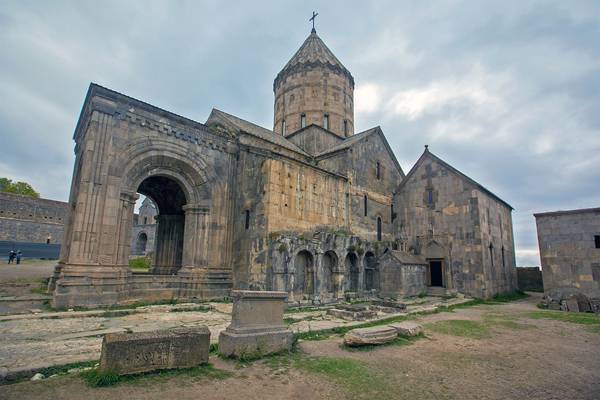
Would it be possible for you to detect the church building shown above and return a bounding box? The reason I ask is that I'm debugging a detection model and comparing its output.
[51,27,517,308]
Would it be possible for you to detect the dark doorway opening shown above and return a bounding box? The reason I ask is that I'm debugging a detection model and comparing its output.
[429,260,443,287]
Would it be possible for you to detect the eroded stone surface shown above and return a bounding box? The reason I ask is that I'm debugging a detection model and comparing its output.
[343,326,398,346]
[100,326,210,375]
[388,321,423,337]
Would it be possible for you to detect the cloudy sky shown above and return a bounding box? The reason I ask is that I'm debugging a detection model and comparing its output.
[1,0,599,266]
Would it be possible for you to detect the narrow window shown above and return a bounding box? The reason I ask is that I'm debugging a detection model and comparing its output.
[391,204,395,222]
[300,113,306,128]
[377,217,382,241]
[427,189,433,205]
[595,235,600,249]
[323,114,329,130]
[282,120,286,135]
[245,210,250,230]
[501,246,506,267]
[343,119,348,135]
[376,161,381,180]
[144,217,147,224]
[489,243,494,267]
[364,195,368,216]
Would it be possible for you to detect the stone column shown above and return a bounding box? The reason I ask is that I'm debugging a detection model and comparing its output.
[151,214,185,274]
[181,203,210,269]
[115,191,138,267]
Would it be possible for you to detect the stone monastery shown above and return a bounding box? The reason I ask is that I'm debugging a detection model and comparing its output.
[51,27,517,308]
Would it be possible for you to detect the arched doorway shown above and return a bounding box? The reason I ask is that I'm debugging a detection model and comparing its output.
[345,252,359,292]
[135,232,148,255]
[322,251,338,293]
[137,176,187,274]
[294,250,314,296]
[364,251,378,291]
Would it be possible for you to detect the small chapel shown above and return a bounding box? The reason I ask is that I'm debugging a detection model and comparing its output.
[51,24,517,308]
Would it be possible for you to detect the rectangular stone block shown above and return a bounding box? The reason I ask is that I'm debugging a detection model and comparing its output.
[100,326,210,375]
[219,290,293,358]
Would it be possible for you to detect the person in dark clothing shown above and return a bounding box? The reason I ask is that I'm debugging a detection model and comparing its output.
[16,251,22,264]
[8,250,15,264]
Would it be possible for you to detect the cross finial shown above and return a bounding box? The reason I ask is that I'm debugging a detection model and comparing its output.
[309,11,318,32]
[424,144,429,151]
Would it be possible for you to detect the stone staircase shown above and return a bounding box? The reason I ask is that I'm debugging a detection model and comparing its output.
[427,286,448,297]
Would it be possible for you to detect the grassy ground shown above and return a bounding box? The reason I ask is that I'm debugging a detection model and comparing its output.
[527,309,600,334]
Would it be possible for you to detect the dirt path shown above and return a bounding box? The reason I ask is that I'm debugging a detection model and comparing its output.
[2,295,599,400]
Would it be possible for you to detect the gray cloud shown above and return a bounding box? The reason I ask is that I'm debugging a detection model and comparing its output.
[1,0,598,267]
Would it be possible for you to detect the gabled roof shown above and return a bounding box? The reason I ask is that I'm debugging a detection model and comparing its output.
[274,29,354,90]
[381,250,427,265]
[399,148,514,210]
[206,109,310,157]
[315,126,405,177]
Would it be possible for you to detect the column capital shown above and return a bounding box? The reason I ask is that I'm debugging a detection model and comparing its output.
[182,202,210,215]
[120,191,139,204]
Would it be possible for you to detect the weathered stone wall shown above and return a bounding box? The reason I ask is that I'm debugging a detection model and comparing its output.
[274,68,354,138]
[535,208,600,296]
[395,152,517,298]
[317,131,403,243]
[0,192,67,243]
[379,260,426,298]
[477,190,518,296]
[517,267,544,292]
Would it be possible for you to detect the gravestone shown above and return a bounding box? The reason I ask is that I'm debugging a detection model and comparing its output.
[100,326,210,375]
[219,290,293,358]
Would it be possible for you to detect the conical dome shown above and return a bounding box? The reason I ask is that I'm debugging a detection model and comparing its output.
[273,29,355,138]
[274,29,354,90]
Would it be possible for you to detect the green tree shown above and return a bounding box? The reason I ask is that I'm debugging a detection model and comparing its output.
[0,177,40,198]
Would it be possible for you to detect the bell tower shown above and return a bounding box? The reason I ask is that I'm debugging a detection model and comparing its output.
[273,25,355,138]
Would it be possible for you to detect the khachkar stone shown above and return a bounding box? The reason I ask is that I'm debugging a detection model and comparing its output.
[219,290,293,358]
[100,326,210,375]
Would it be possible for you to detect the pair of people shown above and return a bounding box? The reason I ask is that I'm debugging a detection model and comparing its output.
[7,250,22,264]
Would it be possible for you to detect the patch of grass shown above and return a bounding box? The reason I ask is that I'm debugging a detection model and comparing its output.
[527,310,600,334]
[285,306,322,314]
[128,257,150,270]
[81,363,232,387]
[342,333,425,352]
[30,286,49,295]
[295,356,390,398]
[425,319,490,339]
[39,360,97,378]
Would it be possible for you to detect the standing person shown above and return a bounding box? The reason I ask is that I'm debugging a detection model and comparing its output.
[16,250,22,265]
[8,250,15,264]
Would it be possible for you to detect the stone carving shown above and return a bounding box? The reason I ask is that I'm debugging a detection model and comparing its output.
[219,290,293,358]
[100,326,210,375]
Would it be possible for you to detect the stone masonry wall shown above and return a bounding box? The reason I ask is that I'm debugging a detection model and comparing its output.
[0,192,67,243]
[535,209,600,296]
[396,154,498,298]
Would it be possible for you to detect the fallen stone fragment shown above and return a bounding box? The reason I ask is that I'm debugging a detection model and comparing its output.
[30,373,45,381]
[343,326,398,346]
[388,321,423,337]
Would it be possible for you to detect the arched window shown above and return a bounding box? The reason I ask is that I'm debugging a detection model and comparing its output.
[245,210,250,230]
[300,113,306,128]
[323,114,329,130]
[282,120,286,135]
[364,195,368,216]
[489,243,494,267]
[501,246,505,267]
[377,217,382,241]
[343,119,348,136]
[376,161,381,180]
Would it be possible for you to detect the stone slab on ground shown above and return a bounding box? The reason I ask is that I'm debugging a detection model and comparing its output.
[388,321,423,337]
[100,326,210,375]
[343,325,398,346]
[327,308,378,321]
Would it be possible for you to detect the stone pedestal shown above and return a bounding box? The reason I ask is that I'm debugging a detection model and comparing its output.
[219,290,293,358]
